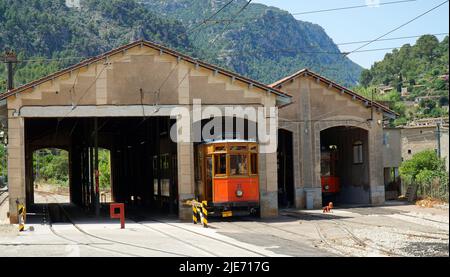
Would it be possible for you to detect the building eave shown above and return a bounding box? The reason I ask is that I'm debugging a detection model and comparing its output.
[1,40,292,105]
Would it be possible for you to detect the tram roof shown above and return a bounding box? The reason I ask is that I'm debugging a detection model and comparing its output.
[200,139,257,145]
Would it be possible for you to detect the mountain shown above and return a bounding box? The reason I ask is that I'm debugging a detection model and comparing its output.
[143,0,363,86]
[1,0,362,92]
[360,35,449,91]
[0,0,193,90]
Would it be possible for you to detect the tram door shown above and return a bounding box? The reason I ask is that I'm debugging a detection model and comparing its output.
[205,156,213,202]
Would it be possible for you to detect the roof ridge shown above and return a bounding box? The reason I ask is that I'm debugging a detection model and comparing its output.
[1,39,292,102]
[270,68,398,116]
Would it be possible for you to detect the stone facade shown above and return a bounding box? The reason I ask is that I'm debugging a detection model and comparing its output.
[401,126,438,160]
[1,41,288,223]
[274,70,391,209]
[383,128,402,168]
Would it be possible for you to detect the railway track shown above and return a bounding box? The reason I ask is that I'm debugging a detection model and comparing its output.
[38,191,269,257]
[127,214,218,257]
[44,204,140,257]
[41,192,189,257]
[231,217,358,257]
[281,211,402,257]
[396,212,450,225]
[0,190,8,207]
[130,213,271,257]
[336,216,449,237]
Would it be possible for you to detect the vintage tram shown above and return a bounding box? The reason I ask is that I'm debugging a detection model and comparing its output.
[320,145,340,204]
[194,140,259,217]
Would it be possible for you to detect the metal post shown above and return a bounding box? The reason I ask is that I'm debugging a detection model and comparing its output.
[94,118,100,216]
[436,122,441,158]
[89,146,94,210]
[371,88,375,122]
[4,50,18,91]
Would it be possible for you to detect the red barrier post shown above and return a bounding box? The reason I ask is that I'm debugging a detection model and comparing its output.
[110,203,125,229]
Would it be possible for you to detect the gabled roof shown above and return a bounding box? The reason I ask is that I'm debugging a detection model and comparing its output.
[0,40,292,104]
[270,68,398,118]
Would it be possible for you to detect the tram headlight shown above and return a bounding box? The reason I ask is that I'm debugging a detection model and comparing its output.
[324,185,329,191]
[236,188,244,197]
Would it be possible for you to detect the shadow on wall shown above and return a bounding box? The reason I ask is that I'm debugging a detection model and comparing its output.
[338,186,370,205]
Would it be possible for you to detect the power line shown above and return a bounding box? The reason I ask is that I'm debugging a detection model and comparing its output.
[19,57,87,63]
[346,0,449,56]
[181,0,235,38]
[209,0,253,45]
[199,0,417,24]
[216,46,416,58]
[292,0,417,15]
[11,32,448,66]
[337,32,449,46]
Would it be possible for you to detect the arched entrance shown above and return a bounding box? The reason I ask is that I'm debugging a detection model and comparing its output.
[277,129,294,208]
[32,148,70,204]
[320,126,370,206]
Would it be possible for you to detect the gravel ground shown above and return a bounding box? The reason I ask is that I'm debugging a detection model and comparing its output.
[305,204,449,257]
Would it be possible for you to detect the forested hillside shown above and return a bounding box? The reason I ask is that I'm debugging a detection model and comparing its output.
[356,35,449,126]
[144,0,363,86]
[1,0,363,92]
[0,0,193,91]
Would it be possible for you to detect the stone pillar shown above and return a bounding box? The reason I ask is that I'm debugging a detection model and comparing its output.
[8,115,26,224]
[259,106,279,218]
[369,117,385,205]
[177,141,195,221]
[259,151,278,218]
[298,80,322,209]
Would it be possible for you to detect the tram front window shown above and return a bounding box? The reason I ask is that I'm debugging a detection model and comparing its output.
[230,155,248,176]
[215,154,226,175]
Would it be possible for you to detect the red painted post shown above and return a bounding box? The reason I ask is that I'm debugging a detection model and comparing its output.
[110,203,125,229]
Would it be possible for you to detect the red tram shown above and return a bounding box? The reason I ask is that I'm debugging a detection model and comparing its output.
[321,146,340,196]
[195,140,259,217]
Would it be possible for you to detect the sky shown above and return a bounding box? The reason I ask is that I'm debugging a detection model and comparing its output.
[252,0,449,68]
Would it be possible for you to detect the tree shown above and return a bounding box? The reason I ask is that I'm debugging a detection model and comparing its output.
[359,69,373,87]
[399,150,448,200]
[98,149,111,190]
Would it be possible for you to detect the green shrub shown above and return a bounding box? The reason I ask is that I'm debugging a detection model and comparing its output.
[400,150,448,201]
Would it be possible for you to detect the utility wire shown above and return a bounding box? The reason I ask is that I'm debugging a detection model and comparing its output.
[209,0,253,45]
[346,0,449,56]
[199,0,417,23]
[179,0,235,39]
[18,56,87,63]
[337,32,449,46]
[292,0,417,15]
[215,46,420,58]
[9,32,448,65]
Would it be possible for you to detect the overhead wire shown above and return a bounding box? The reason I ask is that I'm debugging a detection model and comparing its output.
[209,0,253,45]
[178,0,236,40]
[336,32,449,46]
[197,0,418,23]
[9,32,448,65]
[345,0,449,56]
[291,0,417,15]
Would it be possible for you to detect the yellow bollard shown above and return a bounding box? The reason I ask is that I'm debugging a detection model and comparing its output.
[201,201,208,228]
[192,204,198,224]
[18,204,25,232]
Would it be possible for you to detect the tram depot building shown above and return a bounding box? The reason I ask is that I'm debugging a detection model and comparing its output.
[0,40,396,223]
